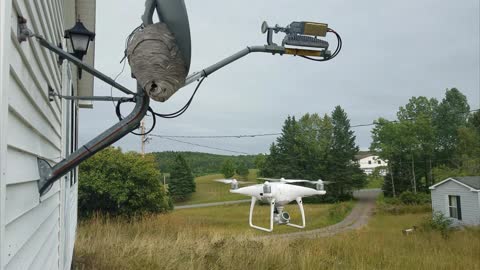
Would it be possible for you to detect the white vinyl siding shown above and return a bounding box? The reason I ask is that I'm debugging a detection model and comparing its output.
[431,180,480,226]
[0,0,79,270]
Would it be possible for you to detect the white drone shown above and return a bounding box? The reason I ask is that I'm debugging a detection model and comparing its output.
[216,177,330,232]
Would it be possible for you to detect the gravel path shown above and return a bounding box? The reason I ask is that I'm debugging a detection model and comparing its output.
[261,188,382,239]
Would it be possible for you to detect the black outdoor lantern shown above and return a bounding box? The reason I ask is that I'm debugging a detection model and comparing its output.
[64,20,95,60]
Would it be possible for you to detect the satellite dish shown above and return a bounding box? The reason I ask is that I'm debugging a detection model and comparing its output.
[143,0,191,73]
[261,21,269,33]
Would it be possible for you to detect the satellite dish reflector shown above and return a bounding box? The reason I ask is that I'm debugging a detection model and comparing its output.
[142,0,191,73]
[261,21,269,33]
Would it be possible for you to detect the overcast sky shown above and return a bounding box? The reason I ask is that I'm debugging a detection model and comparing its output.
[79,0,480,156]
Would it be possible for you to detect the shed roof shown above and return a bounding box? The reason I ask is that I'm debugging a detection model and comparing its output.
[429,176,480,191]
[453,176,480,189]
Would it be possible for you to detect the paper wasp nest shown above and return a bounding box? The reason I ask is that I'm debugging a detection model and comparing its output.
[127,23,187,102]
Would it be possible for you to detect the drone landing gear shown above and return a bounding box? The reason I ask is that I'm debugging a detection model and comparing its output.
[286,198,306,229]
[248,197,306,232]
[249,197,275,232]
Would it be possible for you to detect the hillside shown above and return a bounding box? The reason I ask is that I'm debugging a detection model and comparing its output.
[152,151,257,176]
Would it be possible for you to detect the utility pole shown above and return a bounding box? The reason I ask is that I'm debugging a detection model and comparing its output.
[140,119,145,157]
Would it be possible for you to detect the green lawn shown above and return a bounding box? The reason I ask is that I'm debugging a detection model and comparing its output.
[175,170,259,206]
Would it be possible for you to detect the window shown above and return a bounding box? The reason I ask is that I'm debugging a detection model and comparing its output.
[368,160,372,164]
[448,195,462,220]
[378,160,381,164]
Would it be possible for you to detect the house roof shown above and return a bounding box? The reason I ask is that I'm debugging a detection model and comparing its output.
[355,151,375,160]
[429,176,480,191]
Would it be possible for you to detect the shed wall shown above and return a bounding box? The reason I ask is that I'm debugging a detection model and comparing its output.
[431,181,480,225]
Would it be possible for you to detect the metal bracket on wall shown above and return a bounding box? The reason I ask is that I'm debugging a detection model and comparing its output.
[17,16,33,43]
[48,85,133,103]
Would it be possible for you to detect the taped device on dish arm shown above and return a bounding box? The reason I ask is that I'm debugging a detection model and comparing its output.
[262,21,331,58]
[283,22,329,49]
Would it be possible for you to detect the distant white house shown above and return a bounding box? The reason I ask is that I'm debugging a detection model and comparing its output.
[356,153,387,175]
[0,1,96,269]
[429,176,480,226]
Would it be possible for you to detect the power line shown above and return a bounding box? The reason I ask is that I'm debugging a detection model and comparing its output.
[150,133,281,139]
[150,108,480,139]
[154,136,250,155]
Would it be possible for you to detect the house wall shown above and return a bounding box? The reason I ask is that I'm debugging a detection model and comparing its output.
[0,0,81,269]
[358,155,387,175]
[431,181,480,226]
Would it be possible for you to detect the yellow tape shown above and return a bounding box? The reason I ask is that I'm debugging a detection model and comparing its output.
[285,48,322,57]
[304,22,328,37]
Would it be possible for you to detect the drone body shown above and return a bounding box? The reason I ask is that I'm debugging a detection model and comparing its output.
[231,182,325,206]
[217,178,328,232]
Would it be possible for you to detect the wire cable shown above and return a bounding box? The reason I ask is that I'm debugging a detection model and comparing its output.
[152,77,206,119]
[151,133,282,139]
[148,109,480,139]
[157,137,250,155]
[301,28,342,62]
[115,77,207,136]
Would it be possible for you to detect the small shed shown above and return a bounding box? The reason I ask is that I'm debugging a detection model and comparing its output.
[429,176,480,226]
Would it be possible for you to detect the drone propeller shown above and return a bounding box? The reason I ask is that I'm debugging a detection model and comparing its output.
[214,179,253,184]
[258,178,334,184]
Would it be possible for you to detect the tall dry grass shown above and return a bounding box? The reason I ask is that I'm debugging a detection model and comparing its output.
[74,208,480,270]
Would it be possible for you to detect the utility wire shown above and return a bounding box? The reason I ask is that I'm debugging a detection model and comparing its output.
[151,133,281,139]
[149,108,480,139]
[156,137,250,155]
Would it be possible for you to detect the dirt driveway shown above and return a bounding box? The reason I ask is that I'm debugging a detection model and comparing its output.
[264,189,382,239]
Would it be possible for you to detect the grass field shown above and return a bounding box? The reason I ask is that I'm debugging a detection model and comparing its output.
[170,201,352,234]
[175,170,259,206]
[73,202,480,270]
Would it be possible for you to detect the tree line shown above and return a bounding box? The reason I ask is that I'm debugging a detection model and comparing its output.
[371,88,479,197]
[258,106,366,201]
[152,151,256,176]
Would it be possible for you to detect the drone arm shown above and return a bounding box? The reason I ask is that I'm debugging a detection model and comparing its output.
[287,197,306,229]
[249,197,275,232]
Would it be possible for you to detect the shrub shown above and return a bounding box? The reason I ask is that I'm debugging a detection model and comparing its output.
[422,211,454,239]
[79,147,172,217]
[376,194,431,215]
[399,191,431,205]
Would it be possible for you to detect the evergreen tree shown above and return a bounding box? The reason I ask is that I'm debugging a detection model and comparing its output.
[169,154,195,201]
[221,159,235,178]
[236,162,249,179]
[329,106,366,196]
